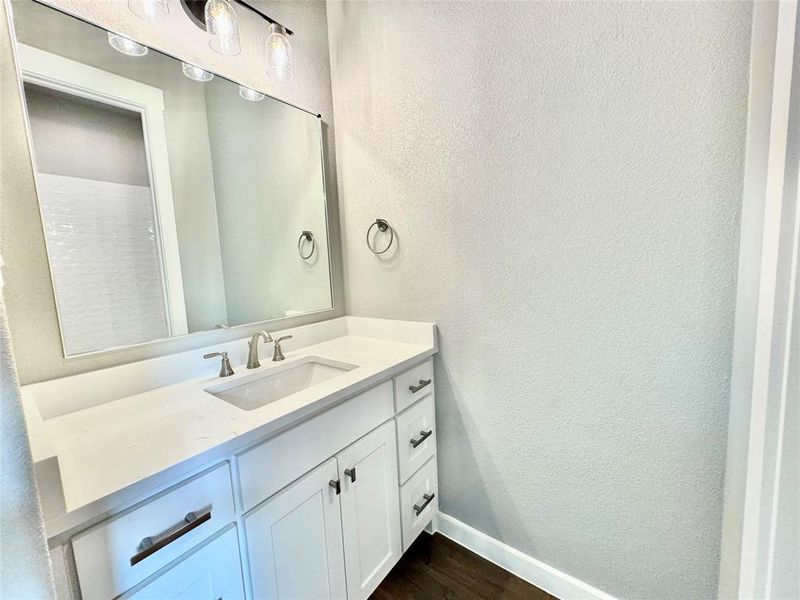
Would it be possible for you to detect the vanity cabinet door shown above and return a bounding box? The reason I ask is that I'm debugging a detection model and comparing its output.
[123,527,243,600]
[337,420,402,600]
[244,458,347,600]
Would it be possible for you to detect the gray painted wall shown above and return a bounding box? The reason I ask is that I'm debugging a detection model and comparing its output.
[327,2,752,598]
[1,0,343,383]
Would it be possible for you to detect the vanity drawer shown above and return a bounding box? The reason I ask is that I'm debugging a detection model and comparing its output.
[394,359,434,413]
[395,394,436,484]
[238,381,394,512]
[121,526,244,600]
[400,456,438,551]
[72,462,235,600]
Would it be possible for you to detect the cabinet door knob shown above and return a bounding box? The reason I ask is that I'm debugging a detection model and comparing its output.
[329,479,341,495]
[344,468,356,483]
[410,430,433,448]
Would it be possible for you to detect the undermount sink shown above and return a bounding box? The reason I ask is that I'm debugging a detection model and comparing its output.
[205,356,357,411]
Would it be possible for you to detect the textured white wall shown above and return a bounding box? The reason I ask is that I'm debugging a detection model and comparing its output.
[1,0,344,382]
[0,5,54,596]
[327,1,752,598]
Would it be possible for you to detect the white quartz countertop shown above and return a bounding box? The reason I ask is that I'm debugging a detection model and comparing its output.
[22,317,436,538]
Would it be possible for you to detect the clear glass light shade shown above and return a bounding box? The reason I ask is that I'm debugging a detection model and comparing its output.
[266,23,293,82]
[107,32,148,56]
[182,62,214,82]
[127,0,169,22]
[239,85,265,102]
[205,0,241,56]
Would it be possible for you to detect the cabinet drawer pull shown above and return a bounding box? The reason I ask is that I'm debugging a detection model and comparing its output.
[409,379,432,393]
[329,479,341,495]
[410,430,432,448]
[413,493,435,516]
[130,508,211,566]
[344,468,356,483]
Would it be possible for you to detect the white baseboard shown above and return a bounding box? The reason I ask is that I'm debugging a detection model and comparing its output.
[434,512,617,600]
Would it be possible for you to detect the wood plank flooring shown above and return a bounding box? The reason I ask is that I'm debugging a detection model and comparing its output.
[371,533,555,600]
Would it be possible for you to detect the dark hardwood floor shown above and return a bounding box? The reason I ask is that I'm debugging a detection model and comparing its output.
[371,533,555,600]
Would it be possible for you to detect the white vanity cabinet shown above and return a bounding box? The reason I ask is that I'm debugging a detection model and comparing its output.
[245,421,401,600]
[236,382,394,513]
[65,357,438,600]
[244,458,348,600]
[338,420,402,599]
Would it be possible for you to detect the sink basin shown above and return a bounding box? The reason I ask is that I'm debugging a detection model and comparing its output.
[205,356,357,411]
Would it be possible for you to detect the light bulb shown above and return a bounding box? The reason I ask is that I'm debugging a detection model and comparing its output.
[182,62,214,82]
[107,32,148,56]
[128,0,169,22]
[205,0,241,56]
[266,23,293,82]
[239,85,265,102]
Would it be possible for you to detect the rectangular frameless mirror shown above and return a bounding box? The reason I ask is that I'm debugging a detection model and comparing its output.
[9,0,333,357]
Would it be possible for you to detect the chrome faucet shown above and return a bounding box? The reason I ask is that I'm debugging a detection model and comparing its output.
[204,351,234,377]
[272,335,293,361]
[247,330,273,369]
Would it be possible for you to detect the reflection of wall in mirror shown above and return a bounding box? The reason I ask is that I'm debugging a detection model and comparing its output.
[204,80,331,327]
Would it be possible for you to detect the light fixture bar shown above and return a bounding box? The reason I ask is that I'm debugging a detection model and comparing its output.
[235,0,293,35]
[179,0,292,35]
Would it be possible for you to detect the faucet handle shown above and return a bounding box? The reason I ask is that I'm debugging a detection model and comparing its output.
[204,351,235,377]
[272,335,293,362]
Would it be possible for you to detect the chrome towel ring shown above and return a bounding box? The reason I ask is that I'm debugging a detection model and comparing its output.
[297,231,316,259]
[366,219,394,255]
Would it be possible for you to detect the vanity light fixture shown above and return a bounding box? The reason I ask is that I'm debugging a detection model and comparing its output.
[204,0,240,56]
[266,23,293,82]
[181,0,294,82]
[182,62,214,81]
[128,0,169,22]
[107,32,148,56]
[239,85,265,101]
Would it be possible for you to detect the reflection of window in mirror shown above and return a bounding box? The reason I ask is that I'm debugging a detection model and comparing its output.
[21,46,188,354]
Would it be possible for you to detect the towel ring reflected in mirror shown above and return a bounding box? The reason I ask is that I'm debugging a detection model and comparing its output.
[366,218,394,255]
[297,231,316,259]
